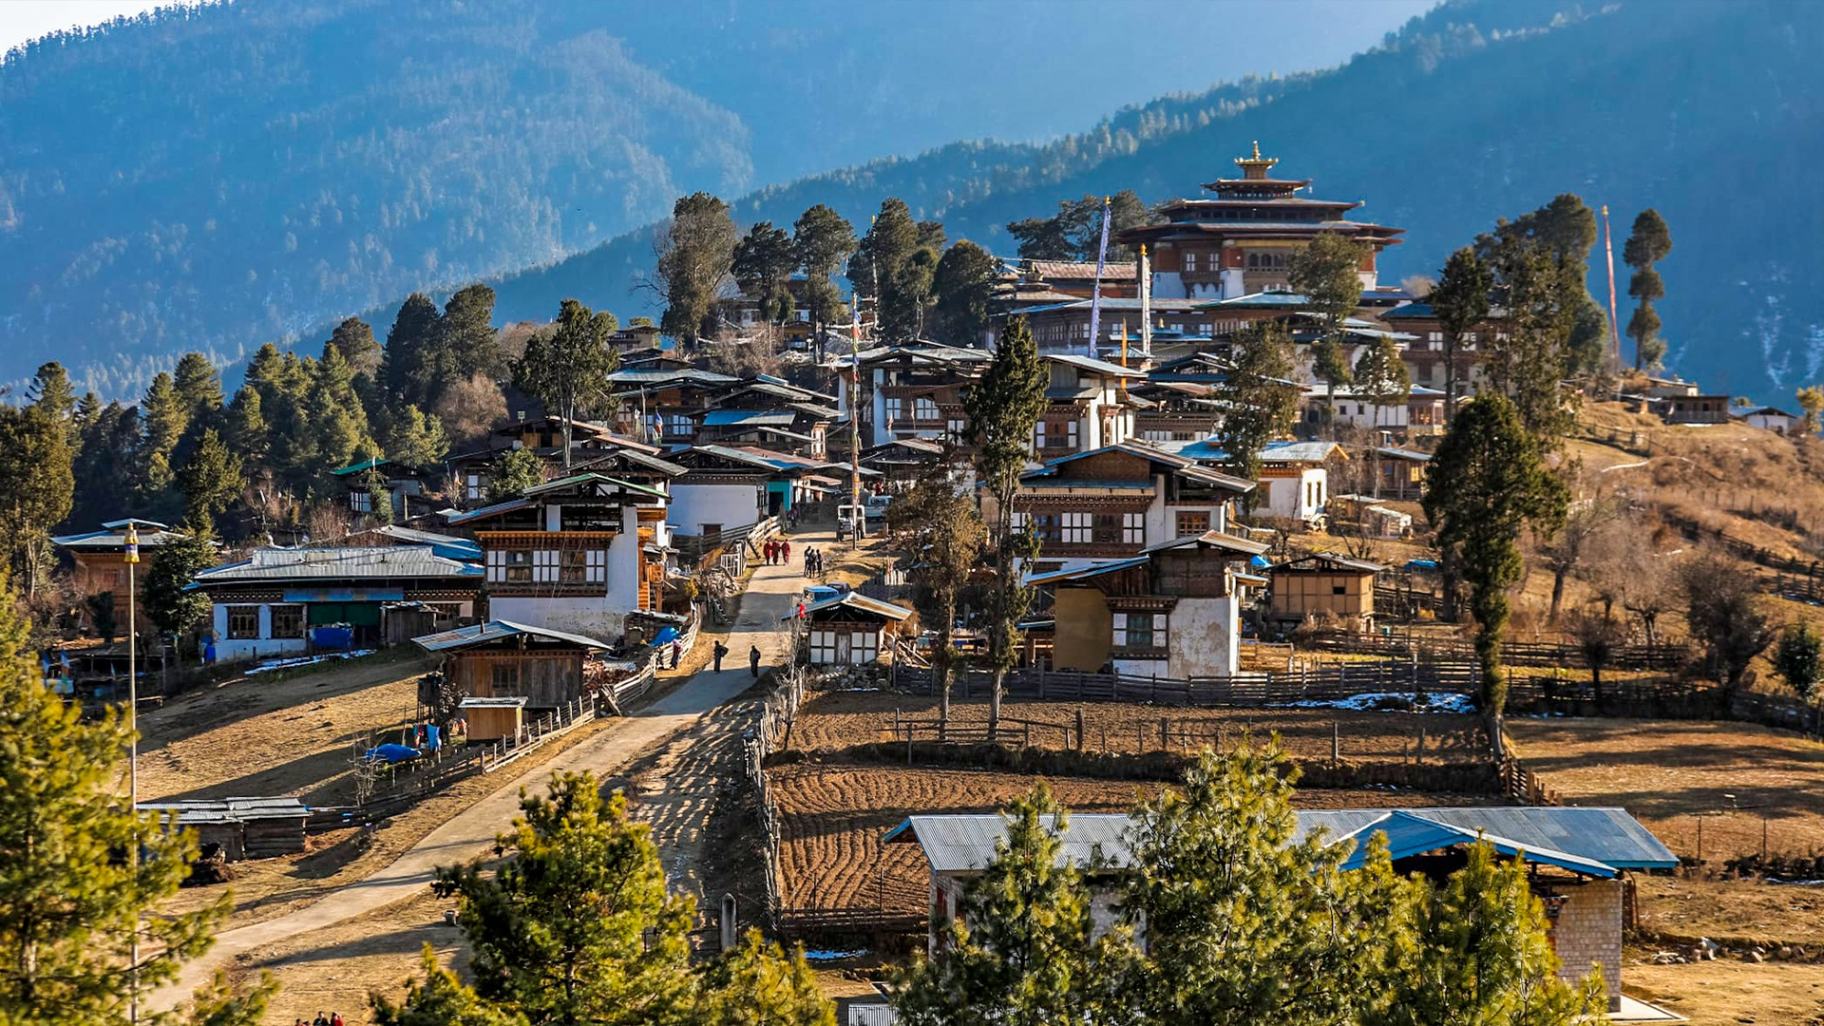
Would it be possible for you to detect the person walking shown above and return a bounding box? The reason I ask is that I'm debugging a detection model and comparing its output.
[670,639,682,669]
[762,539,773,565]
[782,538,792,563]
[749,644,762,678]
[331,1014,345,1026]
[713,640,728,672]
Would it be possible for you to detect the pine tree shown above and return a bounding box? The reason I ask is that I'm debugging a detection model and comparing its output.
[1006,190,1147,262]
[0,577,238,1025]
[881,246,939,342]
[138,371,189,503]
[512,299,619,470]
[731,221,797,326]
[433,773,698,1026]
[1429,247,1491,425]
[373,947,528,1026]
[177,428,244,533]
[848,198,921,311]
[1774,623,1822,701]
[143,524,216,642]
[697,931,833,1026]
[437,284,504,387]
[885,467,985,734]
[792,205,857,355]
[1353,335,1411,496]
[302,345,377,490]
[1423,395,1566,751]
[0,405,76,594]
[1483,236,1577,443]
[381,292,444,407]
[965,316,1048,737]
[385,404,450,469]
[1214,321,1299,498]
[28,361,80,451]
[487,447,546,501]
[1289,233,1369,432]
[172,352,224,423]
[930,241,998,347]
[226,385,271,469]
[657,193,737,342]
[894,788,1102,1026]
[326,316,383,377]
[1623,209,1673,372]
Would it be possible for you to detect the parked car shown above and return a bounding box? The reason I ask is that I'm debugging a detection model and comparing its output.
[836,503,868,541]
[865,493,893,521]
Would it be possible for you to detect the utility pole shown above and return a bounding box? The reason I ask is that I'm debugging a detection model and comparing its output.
[124,522,140,1026]
[849,305,863,551]
[1601,204,1624,371]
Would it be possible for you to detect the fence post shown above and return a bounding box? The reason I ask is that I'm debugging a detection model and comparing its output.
[1137,722,1145,753]
[1331,722,1340,766]
[1075,707,1085,752]
[1160,717,1169,752]
[1416,727,1425,765]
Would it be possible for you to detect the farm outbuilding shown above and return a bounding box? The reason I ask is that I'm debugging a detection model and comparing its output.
[140,797,310,861]
[414,620,614,710]
[1267,553,1382,629]
[788,592,913,666]
[459,695,528,742]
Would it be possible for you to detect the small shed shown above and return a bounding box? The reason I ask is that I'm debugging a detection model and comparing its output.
[460,695,529,742]
[786,592,913,666]
[414,620,613,709]
[1268,553,1382,628]
[140,797,309,861]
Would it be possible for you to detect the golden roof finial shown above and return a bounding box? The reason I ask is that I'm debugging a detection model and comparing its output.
[1251,139,1262,159]
[1234,140,1278,179]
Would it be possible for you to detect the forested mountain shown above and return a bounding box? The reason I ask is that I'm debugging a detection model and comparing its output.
[0,0,1416,396]
[495,0,1824,400]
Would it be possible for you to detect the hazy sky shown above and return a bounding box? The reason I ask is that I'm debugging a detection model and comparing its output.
[0,0,201,55]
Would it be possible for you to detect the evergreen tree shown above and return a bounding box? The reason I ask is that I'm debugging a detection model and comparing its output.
[487,447,546,501]
[894,788,1103,1026]
[27,361,80,450]
[1006,191,1147,262]
[0,577,245,1025]
[731,221,797,326]
[792,205,856,354]
[1429,247,1491,425]
[1354,334,1411,496]
[437,283,504,386]
[138,370,189,504]
[512,299,619,470]
[381,292,444,407]
[1213,321,1299,496]
[1371,843,1605,1026]
[848,198,921,310]
[68,403,141,532]
[385,404,450,469]
[172,352,224,422]
[1483,236,1577,443]
[143,525,216,642]
[177,428,244,533]
[226,385,271,470]
[1423,396,1566,751]
[1623,209,1673,372]
[1774,622,1822,701]
[881,246,939,342]
[0,405,75,594]
[885,467,985,733]
[697,931,834,1026]
[302,345,378,490]
[1289,233,1369,432]
[373,947,528,1026]
[1679,556,1776,702]
[930,241,998,347]
[434,773,697,1026]
[326,315,383,377]
[657,192,737,342]
[965,316,1048,737]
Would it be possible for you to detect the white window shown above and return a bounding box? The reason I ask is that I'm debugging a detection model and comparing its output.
[1429,331,1444,342]
[466,473,483,501]
[1062,512,1093,544]
[585,549,607,583]
[533,549,560,584]
[1033,421,1046,449]
[1184,252,1198,273]
[946,418,966,437]
[884,397,902,422]
[1122,512,1145,545]
[914,397,939,421]
[486,549,532,584]
[349,490,371,513]
[1065,421,1080,448]
[809,628,874,665]
[1464,332,1479,343]
[1113,612,1168,650]
[664,414,691,437]
[1010,511,1029,534]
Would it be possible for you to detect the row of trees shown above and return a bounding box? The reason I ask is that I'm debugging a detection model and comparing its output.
[896,743,1603,1026]
[655,193,1002,349]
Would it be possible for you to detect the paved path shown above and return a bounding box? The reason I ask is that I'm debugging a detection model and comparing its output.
[156,542,813,1010]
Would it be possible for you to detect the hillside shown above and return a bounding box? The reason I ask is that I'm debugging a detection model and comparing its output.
[493,0,1824,402]
[0,0,1420,396]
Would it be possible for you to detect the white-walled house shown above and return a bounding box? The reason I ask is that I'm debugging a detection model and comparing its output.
[190,546,481,662]
[448,472,671,641]
[1170,438,1341,524]
[1738,405,1801,436]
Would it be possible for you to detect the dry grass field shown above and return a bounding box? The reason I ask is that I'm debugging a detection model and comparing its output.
[1622,951,1824,1026]
[768,762,1487,920]
[785,687,1488,763]
[1507,717,1824,860]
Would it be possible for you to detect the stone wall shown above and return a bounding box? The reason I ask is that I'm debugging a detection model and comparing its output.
[1548,877,1622,1011]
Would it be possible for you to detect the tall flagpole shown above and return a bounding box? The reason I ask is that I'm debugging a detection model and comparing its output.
[1085,196,1113,358]
[849,305,863,550]
[1602,204,1624,370]
[125,522,140,1026]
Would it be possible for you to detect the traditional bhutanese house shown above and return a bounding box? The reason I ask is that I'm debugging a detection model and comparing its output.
[843,343,993,448]
[1170,438,1342,525]
[695,377,842,457]
[1377,299,1509,395]
[1302,384,1447,437]
[1035,354,1145,456]
[190,546,482,661]
[1018,258,1140,300]
[1118,142,1404,302]
[1005,443,1255,573]
[414,619,612,710]
[668,444,799,532]
[1267,552,1381,630]
[329,456,427,520]
[785,592,913,666]
[885,806,1677,1011]
[446,418,666,506]
[1028,530,1269,677]
[857,437,950,489]
[448,473,670,640]
[1128,351,1234,443]
[1370,446,1431,499]
[603,367,744,444]
[345,524,484,562]
[1737,405,1801,435]
[1659,393,1731,425]
[52,518,192,633]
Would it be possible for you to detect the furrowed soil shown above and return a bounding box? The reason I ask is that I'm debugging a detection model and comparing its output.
[1507,717,1824,859]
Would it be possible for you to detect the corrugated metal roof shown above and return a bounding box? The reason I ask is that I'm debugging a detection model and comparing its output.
[192,546,481,585]
[702,409,797,427]
[413,619,613,653]
[1143,530,1271,556]
[786,592,914,622]
[1046,353,1147,378]
[888,807,1674,874]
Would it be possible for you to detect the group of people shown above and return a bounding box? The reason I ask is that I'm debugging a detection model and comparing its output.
[803,546,825,575]
[298,1014,344,1026]
[710,639,764,678]
[763,537,792,565]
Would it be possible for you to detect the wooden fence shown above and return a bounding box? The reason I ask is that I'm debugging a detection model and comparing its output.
[890,660,1481,709]
[745,642,805,927]
[1298,634,1692,671]
[1507,677,1824,737]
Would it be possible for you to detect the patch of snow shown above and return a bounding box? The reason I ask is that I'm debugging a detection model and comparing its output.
[246,649,378,675]
[1276,691,1476,715]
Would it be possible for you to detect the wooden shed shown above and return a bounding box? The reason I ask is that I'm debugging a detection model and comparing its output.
[414,620,614,710]
[460,695,529,742]
[140,797,309,861]
[785,591,913,666]
[1267,553,1382,628]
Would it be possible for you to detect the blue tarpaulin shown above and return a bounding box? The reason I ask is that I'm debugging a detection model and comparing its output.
[1405,559,1439,571]
[653,626,680,646]
[310,625,355,649]
[363,743,420,764]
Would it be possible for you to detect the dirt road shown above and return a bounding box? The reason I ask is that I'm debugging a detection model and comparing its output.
[155,543,813,1016]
